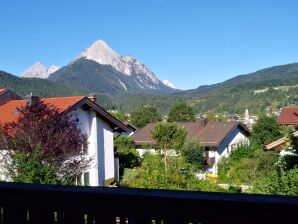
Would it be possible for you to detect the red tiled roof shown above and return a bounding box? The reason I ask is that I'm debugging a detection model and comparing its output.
[0,96,85,123]
[277,107,298,125]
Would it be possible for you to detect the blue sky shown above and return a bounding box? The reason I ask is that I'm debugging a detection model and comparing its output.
[0,0,298,90]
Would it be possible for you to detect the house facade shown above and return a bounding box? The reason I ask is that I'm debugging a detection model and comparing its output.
[0,89,129,186]
[132,120,250,174]
[0,89,21,106]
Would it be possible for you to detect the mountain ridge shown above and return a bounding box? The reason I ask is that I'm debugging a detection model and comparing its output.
[3,55,298,114]
[49,58,176,95]
[175,62,298,97]
[21,39,176,95]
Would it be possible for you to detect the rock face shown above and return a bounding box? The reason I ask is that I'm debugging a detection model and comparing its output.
[49,40,176,94]
[20,62,59,79]
[77,40,160,88]
[78,40,157,79]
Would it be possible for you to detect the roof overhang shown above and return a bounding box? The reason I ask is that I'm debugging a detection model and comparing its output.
[266,137,289,151]
[277,122,298,125]
[215,122,250,148]
[0,89,8,95]
[266,131,298,151]
[65,97,129,133]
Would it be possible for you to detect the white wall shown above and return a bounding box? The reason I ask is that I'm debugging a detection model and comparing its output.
[208,128,249,174]
[72,107,115,186]
[136,148,157,157]
[98,118,114,184]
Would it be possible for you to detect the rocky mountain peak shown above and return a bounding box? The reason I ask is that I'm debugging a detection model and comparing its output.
[20,62,59,79]
[77,40,158,83]
[79,39,120,65]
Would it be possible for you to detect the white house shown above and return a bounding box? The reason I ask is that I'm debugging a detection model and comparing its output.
[0,89,129,186]
[132,120,250,174]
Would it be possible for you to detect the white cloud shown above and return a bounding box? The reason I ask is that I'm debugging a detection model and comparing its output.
[163,79,176,89]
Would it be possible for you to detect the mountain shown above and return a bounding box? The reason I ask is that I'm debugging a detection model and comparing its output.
[0,70,115,109]
[222,63,298,85]
[109,63,298,114]
[0,70,88,98]
[171,63,298,114]
[21,62,59,79]
[176,63,298,98]
[49,40,176,95]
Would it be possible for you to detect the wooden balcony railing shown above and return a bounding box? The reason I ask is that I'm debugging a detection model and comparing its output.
[0,181,297,223]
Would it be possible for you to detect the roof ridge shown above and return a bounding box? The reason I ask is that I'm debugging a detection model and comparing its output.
[40,96,86,99]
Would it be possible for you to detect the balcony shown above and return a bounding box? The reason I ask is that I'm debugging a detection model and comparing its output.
[0,181,297,223]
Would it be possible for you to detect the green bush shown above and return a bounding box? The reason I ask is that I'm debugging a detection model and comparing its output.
[120,152,222,192]
[254,168,298,196]
[218,145,278,185]
[114,135,140,176]
[10,149,58,184]
[181,140,205,171]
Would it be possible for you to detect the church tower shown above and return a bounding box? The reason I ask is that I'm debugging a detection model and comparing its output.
[245,107,250,121]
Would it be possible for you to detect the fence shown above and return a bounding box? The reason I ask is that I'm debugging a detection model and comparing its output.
[0,181,297,223]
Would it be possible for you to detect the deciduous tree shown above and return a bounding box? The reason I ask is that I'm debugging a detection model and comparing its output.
[0,98,90,184]
[109,110,128,122]
[167,102,195,122]
[130,105,161,128]
[251,114,282,147]
[151,122,187,171]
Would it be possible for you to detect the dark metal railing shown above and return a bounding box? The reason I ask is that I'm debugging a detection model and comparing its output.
[0,181,297,223]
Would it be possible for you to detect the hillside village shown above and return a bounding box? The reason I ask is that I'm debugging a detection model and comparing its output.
[1,87,298,195]
[2,1,298,222]
[1,41,298,196]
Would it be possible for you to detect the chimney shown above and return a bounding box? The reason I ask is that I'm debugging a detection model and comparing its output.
[88,94,97,103]
[195,117,208,127]
[26,93,39,106]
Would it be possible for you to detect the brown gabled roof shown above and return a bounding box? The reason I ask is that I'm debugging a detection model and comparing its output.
[132,121,250,147]
[0,96,129,132]
[132,122,205,145]
[277,107,298,125]
[132,123,159,145]
[123,122,138,132]
[198,122,239,146]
